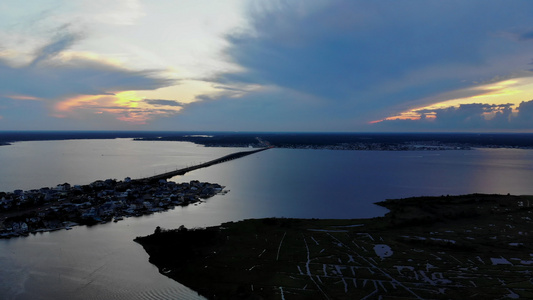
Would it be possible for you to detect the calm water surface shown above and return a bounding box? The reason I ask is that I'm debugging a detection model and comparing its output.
[177,147,533,219]
[1,139,533,299]
[0,139,244,192]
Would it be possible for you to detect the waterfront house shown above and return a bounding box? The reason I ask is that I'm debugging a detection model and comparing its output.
[56,183,71,191]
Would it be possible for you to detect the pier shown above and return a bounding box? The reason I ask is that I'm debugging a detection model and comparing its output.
[137,147,271,183]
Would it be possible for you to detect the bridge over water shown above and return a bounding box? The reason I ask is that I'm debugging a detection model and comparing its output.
[136,147,271,183]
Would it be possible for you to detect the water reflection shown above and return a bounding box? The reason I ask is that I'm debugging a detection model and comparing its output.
[0,139,245,191]
[2,142,533,299]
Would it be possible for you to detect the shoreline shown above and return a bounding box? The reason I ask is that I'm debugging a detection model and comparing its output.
[0,178,227,239]
[0,148,269,239]
[136,194,533,299]
[3,131,533,150]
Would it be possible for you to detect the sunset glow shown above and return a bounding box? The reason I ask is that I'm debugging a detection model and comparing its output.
[6,95,42,101]
[374,76,533,124]
[1,1,533,131]
[54,91,183,124]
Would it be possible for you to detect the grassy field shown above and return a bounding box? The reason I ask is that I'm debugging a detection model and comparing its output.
[135,194,533,299]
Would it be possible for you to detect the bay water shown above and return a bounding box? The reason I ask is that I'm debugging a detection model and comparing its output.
[1,139,533,299]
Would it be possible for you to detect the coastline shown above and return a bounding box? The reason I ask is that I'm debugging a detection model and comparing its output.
[3,131,533,150]
[0,177,226,239]
[136,194,533,299]
[1,134,533,298]
[0,148,269,239]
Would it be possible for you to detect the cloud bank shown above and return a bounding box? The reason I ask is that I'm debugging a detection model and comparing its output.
[372,100,533,131]
[0,28,180,127]
[2,1,533,131]
[1,31,175,98]
[188,0,533,131]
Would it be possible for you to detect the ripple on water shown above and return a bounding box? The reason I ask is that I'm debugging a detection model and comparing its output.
[136,286,206,300]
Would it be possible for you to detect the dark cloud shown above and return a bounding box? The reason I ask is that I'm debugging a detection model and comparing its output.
[0,57,175,100]
[211,0,533,125]
[431,104,515,130]
[0,56,175,100]
[520,31,533,41]
[30,27,82,66]
[514,100,533,126]
[0,25,176,103]
[147,88,362,131]
[373,101,533,131]
[143,99,184,107]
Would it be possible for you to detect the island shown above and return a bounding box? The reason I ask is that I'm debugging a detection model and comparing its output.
[0,177,226,238]
[135,194,533,299]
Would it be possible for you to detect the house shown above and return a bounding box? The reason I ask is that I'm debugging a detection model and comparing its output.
[55,183,71,191]
[90,180,105,189]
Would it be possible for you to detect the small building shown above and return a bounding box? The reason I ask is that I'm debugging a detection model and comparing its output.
[56,183,71,191]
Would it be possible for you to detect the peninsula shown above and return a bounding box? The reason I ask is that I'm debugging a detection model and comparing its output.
[136,194,533,299]
[0,148,269,238]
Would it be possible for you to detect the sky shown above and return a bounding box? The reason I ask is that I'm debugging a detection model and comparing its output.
[1,0,533,132]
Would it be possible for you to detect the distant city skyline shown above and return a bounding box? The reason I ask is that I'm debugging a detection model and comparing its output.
[1,0,533,132]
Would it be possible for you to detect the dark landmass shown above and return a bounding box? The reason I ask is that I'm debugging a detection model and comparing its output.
[136,194,533,299]
[0,130,163,146]
[133,132,533,150]
[0,177,226,238]
[135,132,533,147]
[2,131,533,149]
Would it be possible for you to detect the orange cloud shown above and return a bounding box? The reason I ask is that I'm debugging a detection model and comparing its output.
[54,91,183,124]
[5,94,42,101]
[372,77,533,124]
